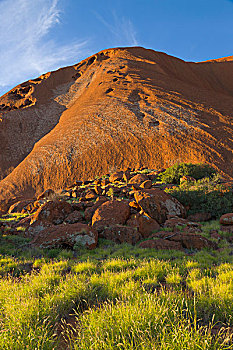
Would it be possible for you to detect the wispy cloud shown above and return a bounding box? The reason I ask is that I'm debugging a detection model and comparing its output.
[0,0,89,95]
[95,11,138,47]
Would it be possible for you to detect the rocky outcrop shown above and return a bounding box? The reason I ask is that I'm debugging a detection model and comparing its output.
[30,200,72,225]
[128,174,149,185]
[8,200,34,214]
[133,188,186,224]
[92,200,130,231]
[0,165,223,252]
[1,47,233,212]
[100,225,140,245]
[31,223,98,249]
[127,213,160,238]
[144,231,217,250]
[220,213,233,225]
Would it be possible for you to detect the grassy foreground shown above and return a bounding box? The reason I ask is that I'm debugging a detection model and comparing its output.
[0,220,233,349]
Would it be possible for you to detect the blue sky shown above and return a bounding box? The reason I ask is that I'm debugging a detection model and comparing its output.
[1,0,233,96]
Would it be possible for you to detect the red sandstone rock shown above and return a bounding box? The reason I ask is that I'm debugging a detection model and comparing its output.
[139,239,182,250]
[1,47,233,213]
[84,197,108,222]
[140,180,152,189]
[81,189,97,201]
[8,200,33,214]
[133,188,186,224]
[123,170,131,182]
[126,213,160,238]
[31,223,98,249]
[173,232,217,250]
[220,213,233,225]
[30,200,72,225]
[92,200,130,231]
[128,174,149,185]
[187,212,212,222]
[101,178,110,187]
[64,211,84,224]
[109,171,123,182]
[25,221,50,238]
[129,201,140,210]
[101,225,140,244]
[151,230,217,250]
[126,214,139,229]
[164,217,201,230]
[94,185,102,195]
[15,216,31,230]
[137,213,160,237]
[37,189,56,200]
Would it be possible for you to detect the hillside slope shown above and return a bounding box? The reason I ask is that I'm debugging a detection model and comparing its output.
[0,46,233,211]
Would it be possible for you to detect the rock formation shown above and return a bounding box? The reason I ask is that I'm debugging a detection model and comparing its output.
[1,46,233,211]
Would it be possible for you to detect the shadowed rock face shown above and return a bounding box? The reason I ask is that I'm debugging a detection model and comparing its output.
[0,46,233,212]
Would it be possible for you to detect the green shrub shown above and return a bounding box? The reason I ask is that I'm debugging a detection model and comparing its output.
[159,163,217,184]
[166,181,233,218]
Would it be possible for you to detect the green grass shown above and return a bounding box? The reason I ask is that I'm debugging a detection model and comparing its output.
[0,224,232,349]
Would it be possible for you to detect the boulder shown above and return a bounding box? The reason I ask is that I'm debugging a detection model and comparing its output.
[25,221,50,238]
[64,211,84,224]
[139,239,182,250]
[126,213,160,238]
[123,170,131,182]
[31,223,98,249]
[150,231,217,250]
[22,202,35,214]
[173,232,217,250]
[133,188,186,224]
[94,178,102,186]
[126,214,139,229]
[94,185,102,195]
[8,200,33,214]
[92,200,130,231]
[129,201,140,210]
[101,178,110,187]
[33,200,46,210]
[84,197,108,222]
[70,202,85,211]
[137,213,160,238]
[37,189,55,200]
[164,217,201,231]
[101,225,141,245]
[187,212,212,222]
[81,189,97,201]
[140,180,152,189]
[15,216,31,230]
[220,213,233,225]
[30,200,72,225]
[129,173,149,185]
[109,171,123,182]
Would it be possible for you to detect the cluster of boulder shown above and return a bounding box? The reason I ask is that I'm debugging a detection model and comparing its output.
[0,168,231,251]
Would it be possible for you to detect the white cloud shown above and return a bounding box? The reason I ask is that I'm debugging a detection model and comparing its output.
[0,0,89,95]
[95,11,138,47]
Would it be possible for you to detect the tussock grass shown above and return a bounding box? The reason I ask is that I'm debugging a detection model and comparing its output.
[0,222,233,348]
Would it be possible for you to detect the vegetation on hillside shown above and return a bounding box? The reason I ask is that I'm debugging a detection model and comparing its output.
[159,163,217,184]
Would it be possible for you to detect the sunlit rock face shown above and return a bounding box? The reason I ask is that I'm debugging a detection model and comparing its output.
[0,46,233,211]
